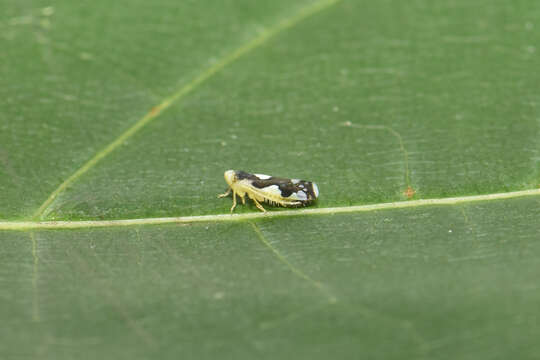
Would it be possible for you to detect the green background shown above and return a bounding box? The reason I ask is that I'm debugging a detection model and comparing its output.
[1,0,539,358]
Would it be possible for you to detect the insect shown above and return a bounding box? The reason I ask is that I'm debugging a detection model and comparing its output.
[218,170,319,212]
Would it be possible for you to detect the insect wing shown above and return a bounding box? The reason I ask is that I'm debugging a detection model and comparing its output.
[250,176,318,204]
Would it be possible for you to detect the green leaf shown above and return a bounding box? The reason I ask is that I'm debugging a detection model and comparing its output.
[1,0,539,358]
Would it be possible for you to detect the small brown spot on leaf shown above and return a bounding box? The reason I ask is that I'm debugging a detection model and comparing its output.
[150,106,160,116]
[404,186,415,199]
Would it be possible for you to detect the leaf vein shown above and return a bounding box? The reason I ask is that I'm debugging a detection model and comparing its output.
[3,189,539,230]
[250,222,337,304]
[32,0,342,220]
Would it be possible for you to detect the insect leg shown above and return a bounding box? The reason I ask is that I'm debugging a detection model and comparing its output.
[230,190,237,212]
[218,187,231,198]
[251,197,267,213]
[241,194,246,205]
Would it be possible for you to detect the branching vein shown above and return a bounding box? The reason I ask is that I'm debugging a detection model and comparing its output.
[30,232,40,322]
[250,222,337,303]
[342,121,411,188]
[32,0,342,220]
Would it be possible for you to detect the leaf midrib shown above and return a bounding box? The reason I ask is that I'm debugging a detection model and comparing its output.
[3,188,539,230]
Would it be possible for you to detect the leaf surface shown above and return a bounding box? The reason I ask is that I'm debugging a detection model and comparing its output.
[1,0,539,358]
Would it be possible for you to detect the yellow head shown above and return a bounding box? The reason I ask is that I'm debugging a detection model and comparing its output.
[224,170,236,186]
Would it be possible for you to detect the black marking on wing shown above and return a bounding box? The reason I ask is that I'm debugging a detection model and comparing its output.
[235,170,260,181]
[253,178,317,202]
[235,171,318,204]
